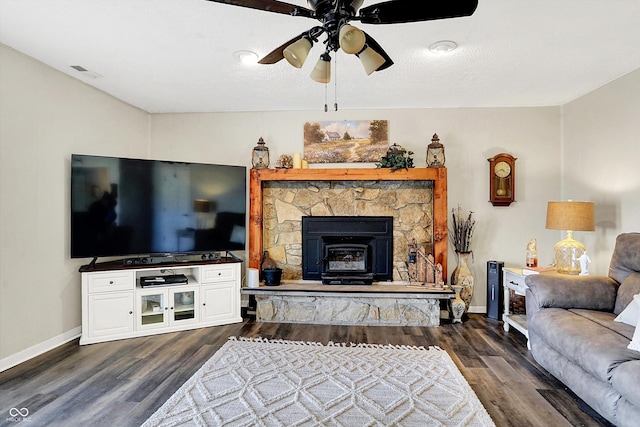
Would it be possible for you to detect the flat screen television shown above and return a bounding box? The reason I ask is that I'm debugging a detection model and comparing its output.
[71,154,247,260]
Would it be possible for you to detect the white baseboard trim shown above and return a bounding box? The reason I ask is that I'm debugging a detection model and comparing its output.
[0,326,82,373]
[468,305,486,314]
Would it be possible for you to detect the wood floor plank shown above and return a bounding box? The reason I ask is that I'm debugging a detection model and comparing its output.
[480,355,573,427]
[0,315,615,427]
[538,388,613,427]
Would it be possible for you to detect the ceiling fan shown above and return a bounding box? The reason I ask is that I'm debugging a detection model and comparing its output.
[206,0,479,83]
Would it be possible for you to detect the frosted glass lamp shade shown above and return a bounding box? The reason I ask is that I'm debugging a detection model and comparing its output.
[310,54,331,83]
[357,46,386,75]
[546,201,595,274]
[339,24,366,54]
[284,38,312,68]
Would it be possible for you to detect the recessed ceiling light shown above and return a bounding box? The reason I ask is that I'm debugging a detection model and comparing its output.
[428,40,458,53]
[233,50,259,65]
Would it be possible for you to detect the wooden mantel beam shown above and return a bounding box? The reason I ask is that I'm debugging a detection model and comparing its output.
[249,168,448,278]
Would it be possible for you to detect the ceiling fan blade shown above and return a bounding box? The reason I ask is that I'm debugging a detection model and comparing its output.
[204,0,314,18]
[258,33,305,64]
[359,0,478,24]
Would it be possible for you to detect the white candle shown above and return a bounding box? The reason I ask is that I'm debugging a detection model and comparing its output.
[301,159,308,169]
[293,152,302,168]
[247,268,260,288]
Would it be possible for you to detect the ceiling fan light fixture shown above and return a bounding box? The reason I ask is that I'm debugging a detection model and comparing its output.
[310,53,331,83]
[284,37,313,68]
[357,45,386,75]
[338,24,366,55]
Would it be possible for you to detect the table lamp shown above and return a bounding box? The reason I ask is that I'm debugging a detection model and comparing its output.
[545,201,595,274]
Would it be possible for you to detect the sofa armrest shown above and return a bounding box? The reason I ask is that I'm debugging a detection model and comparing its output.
[525,274,618,314]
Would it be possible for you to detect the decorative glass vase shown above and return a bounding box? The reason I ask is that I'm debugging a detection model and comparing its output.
[450,251,474,313]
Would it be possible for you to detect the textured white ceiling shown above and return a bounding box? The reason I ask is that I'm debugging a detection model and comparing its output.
[1,0,639,113]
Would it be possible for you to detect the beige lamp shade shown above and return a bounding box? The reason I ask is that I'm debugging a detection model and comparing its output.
[339,24,366,54]
[546,201,595,274]
[310,54,331,83]
[284,38,312,68]
[546,201,595,231]
[357,46,386,75]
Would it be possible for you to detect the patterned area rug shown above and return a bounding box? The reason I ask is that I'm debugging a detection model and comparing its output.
[142,337,495,426]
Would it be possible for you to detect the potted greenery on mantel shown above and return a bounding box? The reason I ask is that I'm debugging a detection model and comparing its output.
[376,143,414,171]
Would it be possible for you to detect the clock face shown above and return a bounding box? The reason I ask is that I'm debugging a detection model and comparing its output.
[494,161,511,178]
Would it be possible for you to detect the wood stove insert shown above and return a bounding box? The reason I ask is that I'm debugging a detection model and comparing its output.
[302,216,393,285]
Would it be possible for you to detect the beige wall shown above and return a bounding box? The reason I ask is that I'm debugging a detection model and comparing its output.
[150,107,562,313]
[0,44,149,362]
[562,68,640,275]
[2,38,638,366]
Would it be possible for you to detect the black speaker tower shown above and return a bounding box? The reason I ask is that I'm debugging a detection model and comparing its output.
[487,260,504,320]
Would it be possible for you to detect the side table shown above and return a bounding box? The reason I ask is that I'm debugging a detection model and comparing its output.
[502,267,530,349]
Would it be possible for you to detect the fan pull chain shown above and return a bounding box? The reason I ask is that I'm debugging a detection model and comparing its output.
[334,54,338,111]
[324,83,328,112]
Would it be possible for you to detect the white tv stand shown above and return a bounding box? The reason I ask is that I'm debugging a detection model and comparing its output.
[79,257,242,345]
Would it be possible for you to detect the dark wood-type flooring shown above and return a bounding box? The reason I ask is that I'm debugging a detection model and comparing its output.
[0,315,614,427]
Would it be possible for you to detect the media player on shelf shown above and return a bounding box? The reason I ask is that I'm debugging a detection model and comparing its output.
[140,274,188,288]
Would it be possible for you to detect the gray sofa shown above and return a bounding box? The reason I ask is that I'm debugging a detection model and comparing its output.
[525,233,640,426]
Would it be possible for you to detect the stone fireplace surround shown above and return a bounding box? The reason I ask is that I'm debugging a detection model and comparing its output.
[245,168,451,326]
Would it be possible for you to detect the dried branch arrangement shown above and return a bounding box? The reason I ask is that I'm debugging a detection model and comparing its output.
[451,206,476,253]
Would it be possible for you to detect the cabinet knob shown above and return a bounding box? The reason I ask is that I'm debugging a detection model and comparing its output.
[203,303,206,306]
[109,281,114,284]
[129,311,133,315]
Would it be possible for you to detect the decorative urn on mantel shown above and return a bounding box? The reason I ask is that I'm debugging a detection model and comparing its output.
[450,206,477,314]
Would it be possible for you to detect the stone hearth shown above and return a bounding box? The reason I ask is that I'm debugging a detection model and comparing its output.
[242,282,453,326]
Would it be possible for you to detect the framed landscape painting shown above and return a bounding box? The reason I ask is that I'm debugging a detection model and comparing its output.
[303,120,388,163]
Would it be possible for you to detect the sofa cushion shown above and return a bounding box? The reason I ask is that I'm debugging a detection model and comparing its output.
[609,232,640,285]
[571,309,635,341]
[610,360,640,408]
[528,308,640,382]
[614,272,640,315]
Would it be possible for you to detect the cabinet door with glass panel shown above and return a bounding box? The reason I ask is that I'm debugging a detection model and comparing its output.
[137,286,198,330]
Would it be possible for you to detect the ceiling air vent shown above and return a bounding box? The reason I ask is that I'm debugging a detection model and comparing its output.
[70,65,102,79]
